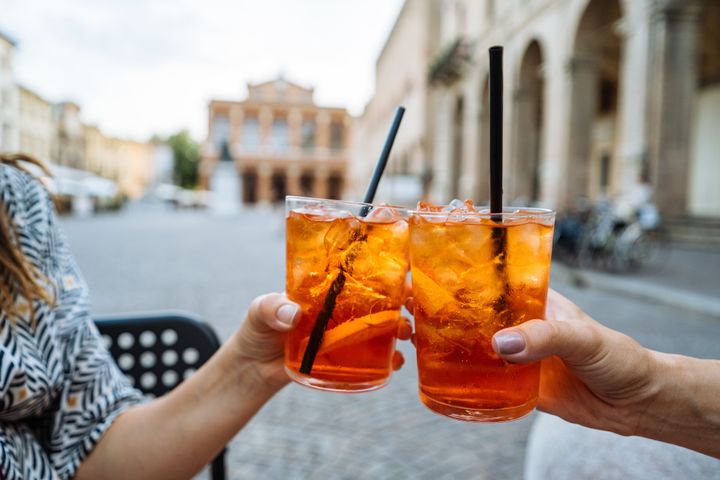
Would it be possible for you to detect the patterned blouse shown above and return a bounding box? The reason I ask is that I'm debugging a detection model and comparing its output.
[0,165,143,479]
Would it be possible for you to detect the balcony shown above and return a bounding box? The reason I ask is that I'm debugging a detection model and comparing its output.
[428,37,474,86]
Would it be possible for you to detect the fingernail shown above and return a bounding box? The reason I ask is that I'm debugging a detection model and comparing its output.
[276,304,299,327]
[493,331,526,355]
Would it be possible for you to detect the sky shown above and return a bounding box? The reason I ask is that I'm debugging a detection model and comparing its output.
[1,0,404,142]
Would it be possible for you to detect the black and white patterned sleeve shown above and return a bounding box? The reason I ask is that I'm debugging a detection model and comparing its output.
[22,175,145,479]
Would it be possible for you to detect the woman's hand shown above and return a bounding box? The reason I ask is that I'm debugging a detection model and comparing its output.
[232,293,413,392]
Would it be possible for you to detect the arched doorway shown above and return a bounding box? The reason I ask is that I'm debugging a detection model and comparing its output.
[450,96,464,199]
[689,1,720,216]
[327,172,343,200]
[271,170,287,203]
[566,0,622,205]
[242,168,258,204]
[300,170,315,197]
[476,77,490,205]
[514,40,544,205]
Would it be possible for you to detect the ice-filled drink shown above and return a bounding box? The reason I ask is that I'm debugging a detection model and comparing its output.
[410,201,555,421]
[284,196,409,392]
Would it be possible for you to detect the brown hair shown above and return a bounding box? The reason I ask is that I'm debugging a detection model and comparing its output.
[0,153,55,323]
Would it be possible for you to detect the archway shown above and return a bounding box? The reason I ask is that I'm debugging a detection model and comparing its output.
[242,169,258,204]
[476,77,490,204]
[327,172,343,200]
[300,170,315,197]
[271,170,287,203]
[688,1,720,216]
[514,40,544,204]
[566,0,623,205]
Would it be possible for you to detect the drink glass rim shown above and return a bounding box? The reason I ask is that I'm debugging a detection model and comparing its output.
[286,195,408,212]
[409,206,555,221]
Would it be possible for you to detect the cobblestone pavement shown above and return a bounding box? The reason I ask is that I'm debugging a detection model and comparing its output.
[61,203,720,480]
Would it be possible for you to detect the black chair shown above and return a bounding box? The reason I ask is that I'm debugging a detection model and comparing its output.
[95,312,226,480]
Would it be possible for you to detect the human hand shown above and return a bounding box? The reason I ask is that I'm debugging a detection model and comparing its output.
[233,293,413,392]
[491,289,659,436]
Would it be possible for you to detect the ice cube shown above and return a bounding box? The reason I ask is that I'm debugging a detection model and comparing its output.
[507,223,553,266]
[323,217,362,256]
[445,198,466,212]
[364,205,402,223]
[295,203,353,221]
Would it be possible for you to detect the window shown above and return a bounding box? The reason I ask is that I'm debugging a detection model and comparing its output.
[212,115,230,156]
[243,117,260,152]
[330,121,344,151]
[271,117,289,153]
[301,120,316,152]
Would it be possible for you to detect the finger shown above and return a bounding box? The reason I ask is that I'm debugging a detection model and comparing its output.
[397,316,413,340]
[492,318,604,366]
[392,350,405,371]
[246,293,301,333]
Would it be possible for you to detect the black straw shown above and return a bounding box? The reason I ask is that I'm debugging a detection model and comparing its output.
[300,106,406,374]
[359,106,406,217]
[489,46,503,216]
[488,46,511,326]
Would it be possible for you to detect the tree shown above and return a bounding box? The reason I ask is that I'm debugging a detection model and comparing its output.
[167,130,199,188]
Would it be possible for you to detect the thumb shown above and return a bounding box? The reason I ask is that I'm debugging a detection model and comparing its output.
[492,318,604,366]
[246,293,301,333]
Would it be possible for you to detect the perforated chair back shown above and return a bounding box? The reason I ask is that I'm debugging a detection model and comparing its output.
[95,312,225,480]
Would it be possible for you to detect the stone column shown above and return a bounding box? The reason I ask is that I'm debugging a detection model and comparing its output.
[257,164,273,205]
[646,1,701,217]
[315,111,331,156]
[229,106,244,146]
[613,14,650,195]
[565,57,599,207]
[286,165,301,196]
[314,166,329,198]
[288,108,302,154]
[259,107,273,152]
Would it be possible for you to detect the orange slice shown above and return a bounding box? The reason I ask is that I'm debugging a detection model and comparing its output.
[411,267,455,316]
[300,310,399,356]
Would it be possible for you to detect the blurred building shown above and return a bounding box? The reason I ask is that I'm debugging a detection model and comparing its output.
[85,124,155,199]
[351,0,440,206]
[357,0,720,224]
[51,101,86,170]
[200,76,351,205]
[18,85,53,163]
[0,30,19,153]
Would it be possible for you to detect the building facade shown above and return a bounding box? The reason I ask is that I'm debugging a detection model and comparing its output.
[356,0,720,219]
[18,85,53,163]
[200,77,351,204]
[0,31,19,153]
[351,0,440,205]
[85,124,155,199]
[51,101,86,170]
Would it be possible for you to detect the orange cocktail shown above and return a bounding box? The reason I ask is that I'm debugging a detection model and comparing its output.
[284,196,409,392]
[410,202,555,421]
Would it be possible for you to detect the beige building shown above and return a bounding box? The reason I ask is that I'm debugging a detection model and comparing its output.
[85,124,155,199]
[352,0,440,205]
[357,0,720,221]
[18,85,53,163]
[201,77,351,204]
[51,101,86,170]
[0,31,19,153]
